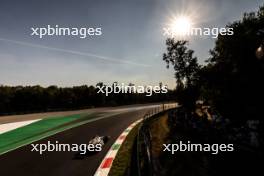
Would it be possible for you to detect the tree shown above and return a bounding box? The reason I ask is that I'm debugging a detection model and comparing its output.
[201,4,264,121]
[163,39,200,109]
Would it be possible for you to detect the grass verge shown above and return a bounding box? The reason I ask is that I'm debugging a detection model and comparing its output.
[149,113,170,158]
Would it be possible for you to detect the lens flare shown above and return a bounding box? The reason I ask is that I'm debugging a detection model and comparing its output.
[171,16,192,36]
[256,46,264,59]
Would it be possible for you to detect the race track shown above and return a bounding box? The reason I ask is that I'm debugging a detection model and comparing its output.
[0,104,169,176]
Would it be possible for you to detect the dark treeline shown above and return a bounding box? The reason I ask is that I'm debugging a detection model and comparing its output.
[0,83,176,115]
[163,4,264,122]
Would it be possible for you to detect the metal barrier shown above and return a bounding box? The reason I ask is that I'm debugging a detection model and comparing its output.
[135,103,177,176]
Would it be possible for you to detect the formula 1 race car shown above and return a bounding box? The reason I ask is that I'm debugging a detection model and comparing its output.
[88,135,110,146]
[73,135,110,159]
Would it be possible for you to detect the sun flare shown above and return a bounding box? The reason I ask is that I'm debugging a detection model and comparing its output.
[170,16,192,36]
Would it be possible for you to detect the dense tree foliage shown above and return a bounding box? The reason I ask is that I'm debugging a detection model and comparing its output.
[163,4,264,121]
[0,84,176,115]
[200,5,264,121]
[163,39,200,109]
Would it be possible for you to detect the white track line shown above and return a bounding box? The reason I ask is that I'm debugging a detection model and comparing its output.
[0,119,41,134]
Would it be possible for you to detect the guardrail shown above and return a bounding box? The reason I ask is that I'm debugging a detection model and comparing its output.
[135,103,177,176]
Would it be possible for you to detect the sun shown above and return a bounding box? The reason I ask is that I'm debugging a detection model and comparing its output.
[170,16,192,36]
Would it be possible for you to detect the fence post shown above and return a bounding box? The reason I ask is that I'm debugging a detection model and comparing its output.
[137,124,142,176]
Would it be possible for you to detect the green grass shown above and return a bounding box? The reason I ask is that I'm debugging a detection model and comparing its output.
[0,113,96,155]
[149,113,170,157]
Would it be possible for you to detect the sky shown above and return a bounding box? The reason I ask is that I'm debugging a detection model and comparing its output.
[0,0,262,88]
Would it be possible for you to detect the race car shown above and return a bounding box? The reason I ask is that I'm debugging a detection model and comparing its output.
[88,135,110,146]
[73,135,110,159]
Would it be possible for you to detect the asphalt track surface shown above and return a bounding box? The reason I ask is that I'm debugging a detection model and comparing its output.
[0,104,164,176]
